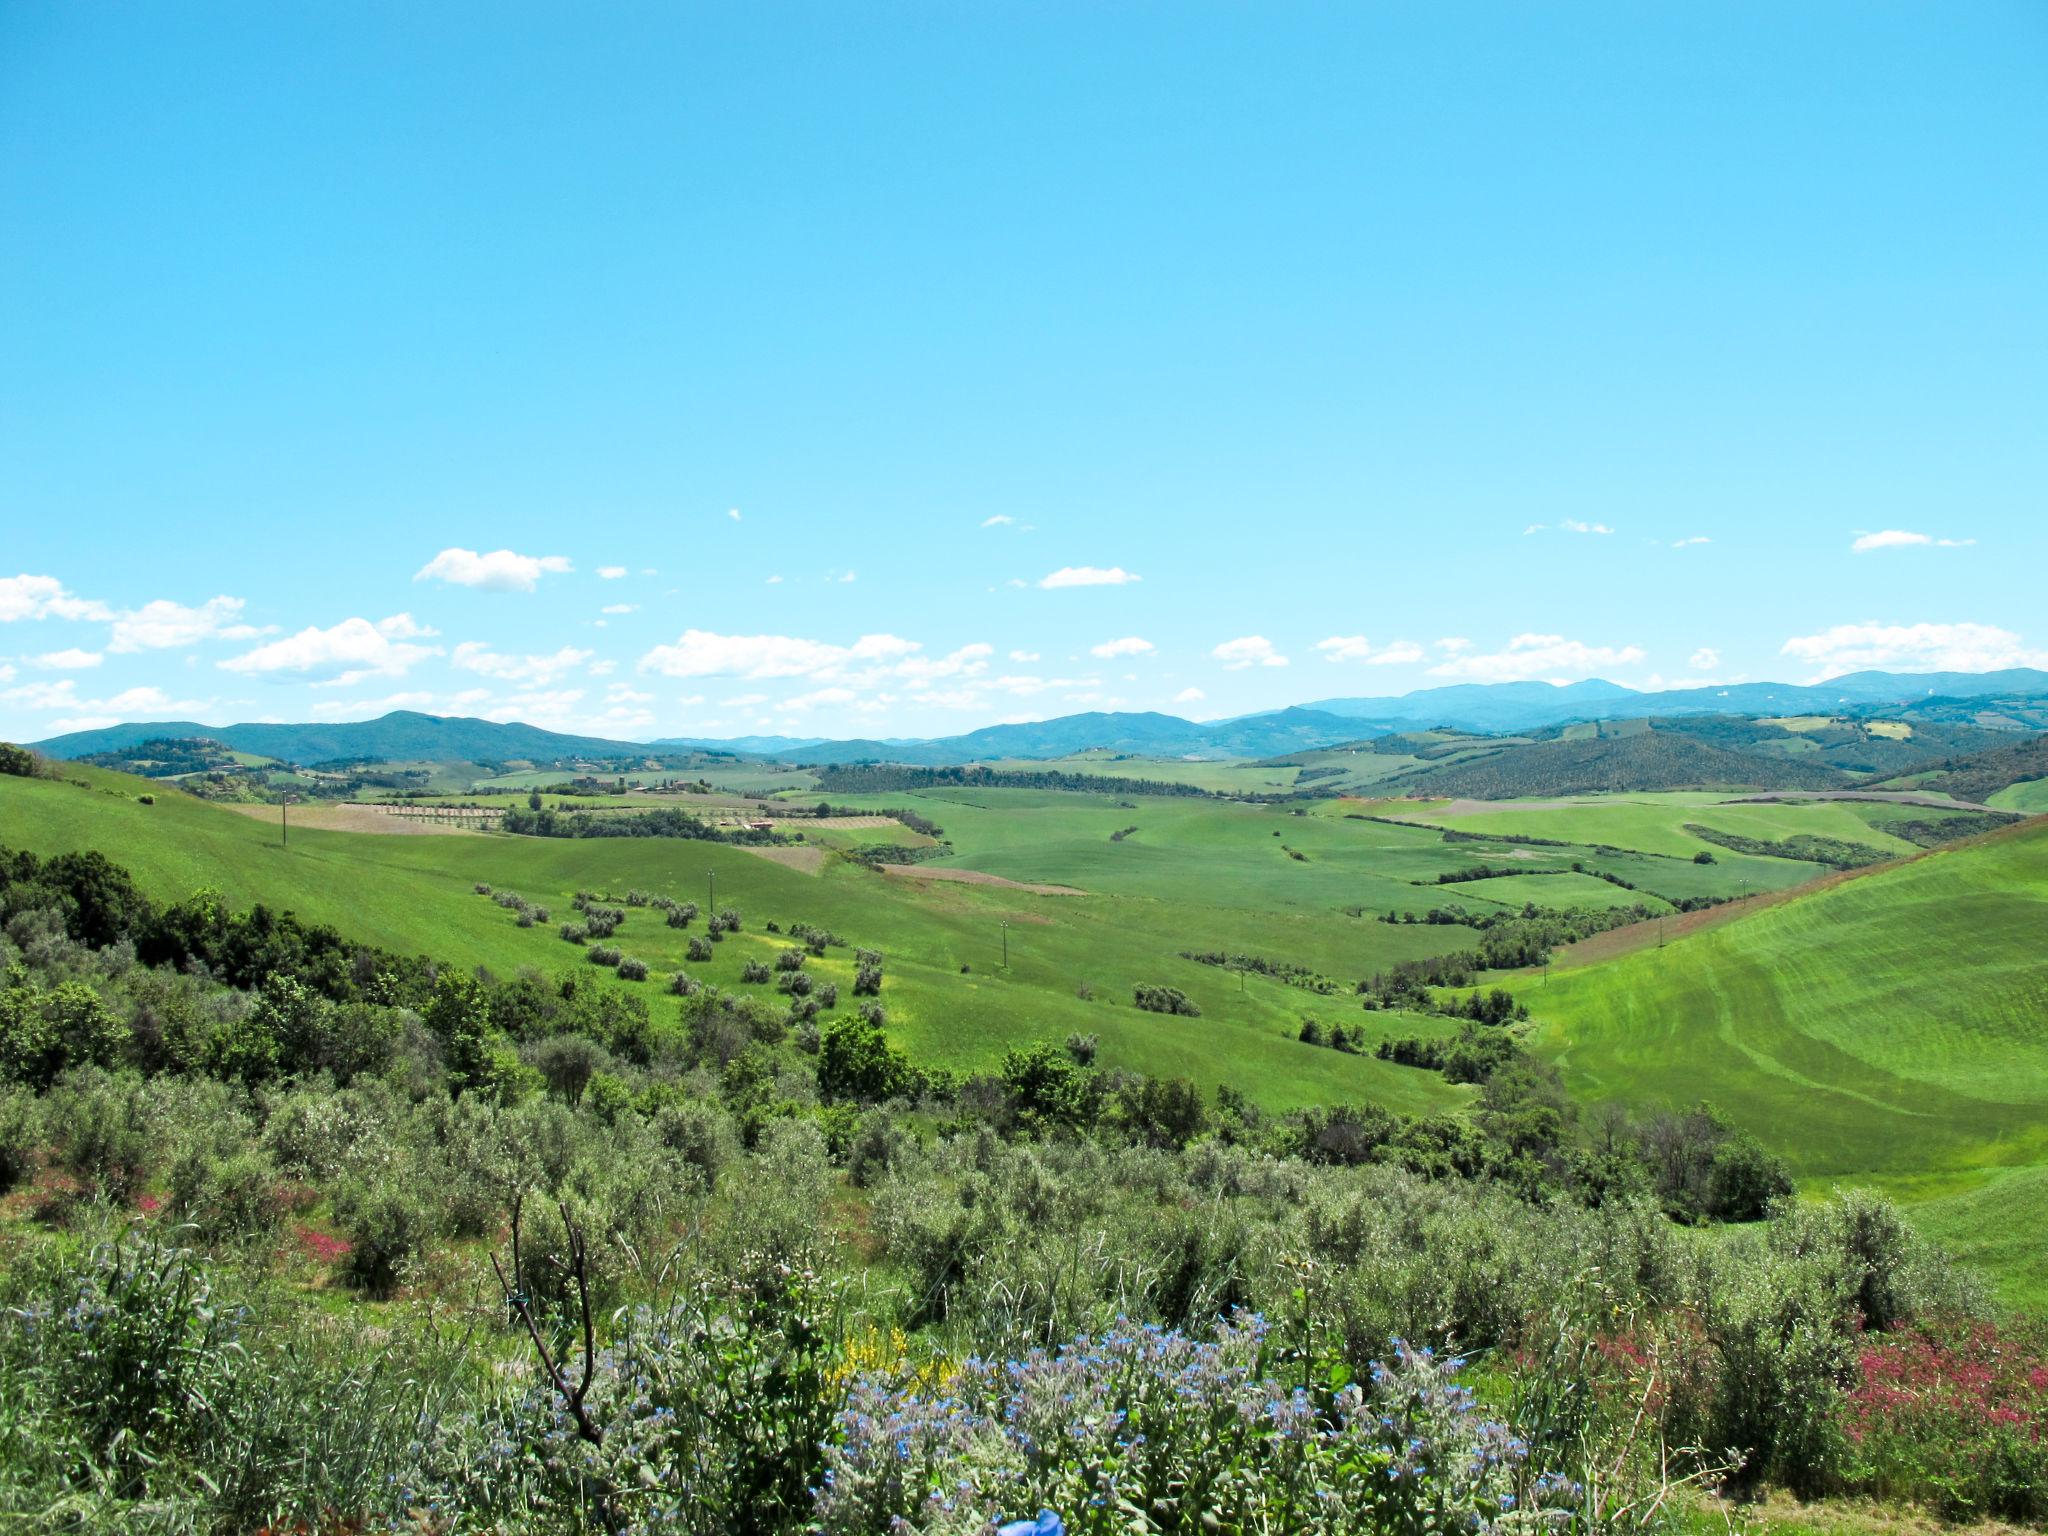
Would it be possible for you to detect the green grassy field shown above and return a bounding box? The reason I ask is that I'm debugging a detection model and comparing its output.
[1427,793,1926,860]
[1527,818,2048,1305]
[1991,776,2048,813]
[0,766,1472,1116]
[13,759,2047,1302]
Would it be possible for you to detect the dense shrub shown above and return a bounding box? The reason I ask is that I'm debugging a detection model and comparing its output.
[1133,983,1199,1017]
[332,1177,436,1296]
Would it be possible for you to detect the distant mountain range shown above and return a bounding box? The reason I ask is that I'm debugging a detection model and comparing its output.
[24,711,664,765]
[23,668,2048,768]
[1301,668,2048,733]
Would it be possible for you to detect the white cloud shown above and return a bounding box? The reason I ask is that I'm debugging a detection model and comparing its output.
[639,629,919,681]
[1008,649,1040,662]
[838,571,857,584]
[1435,637,1472,654]
[1851,529,1975,553]
[724,693,770,708]
[1522,524,1547,536]
[1172,686,1206,705]
[728,508,742,521]
[107,595,268,652]
[1779,621,2046,680]
[1672,536,1711,549]
[587,659,617,677]
[990,674,1096,697]
[0,575,111,624]
[1560,519,1614,535]
[981,515,1014,528]
[414,547,572,592]
[451,641,593,686]
[1089,636,1155,659]
[220,613,441,685]
[765,575,784,585]
[601,603,638,615]
[1315,636,1424,666]
[1690,647,1721,670]
[0,663,13,684]
[3,680,210,717]
[898,643,994,685]
[1039,566,1140,589]
[306,691,438,719]
[1212,636,1288,670]
[32,648,102,670]
[1427,633,1646,683]
[597,566,628,579]
[784,686,859,712]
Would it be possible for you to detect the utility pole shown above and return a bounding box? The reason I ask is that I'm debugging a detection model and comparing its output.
[280,795,289,848]
[707,869,715,915]
[1001,920,1009,968]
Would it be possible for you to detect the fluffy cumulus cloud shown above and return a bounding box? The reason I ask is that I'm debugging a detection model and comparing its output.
[1008,649,1040,662]
[1850,529,1976,553]
[1427,633,1646,683]
[306,692,438,719]
[1212,636,1287,670]
[0,575,111,624]
[220,613,440,686]
[897,643,994,685]
[1089,636,1154,659]
[597,566,627,579]
[981,515,1014,528]
[1690,647,1721,670]
[1672,536,1711,549]
[109,595,267,652]
[414,547,573,592]
[639,629,920,681]
[1779,621,2047,680]
[1039,566,1140,589]
[601,603,637,615]
[1172,686,1206,705]
[1,681,214,732]
[450,641,593,686]
[32,648,102,670]
[1314,636,1424,666]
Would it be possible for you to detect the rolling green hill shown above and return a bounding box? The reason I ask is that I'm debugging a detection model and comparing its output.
[1872,730,2048,805]
[29,710,661,765]
[0,764,1474,1117]
[1391,729,1850,799]
[1530,817,2048,1304]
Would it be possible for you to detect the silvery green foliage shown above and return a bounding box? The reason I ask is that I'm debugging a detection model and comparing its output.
[398,1264,837,1536]
[815,1317,1576,1536]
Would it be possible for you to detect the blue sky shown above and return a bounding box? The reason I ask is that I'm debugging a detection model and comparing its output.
[3,1,2045,743]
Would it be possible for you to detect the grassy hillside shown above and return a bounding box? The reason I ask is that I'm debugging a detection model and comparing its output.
[1874,729,2048,805]
[1395,730,1849,799]
[1529,817,2048,1304]
[0,765,1470,1116]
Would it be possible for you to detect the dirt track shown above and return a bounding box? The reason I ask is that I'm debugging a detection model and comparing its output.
[878,864,1084,896]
